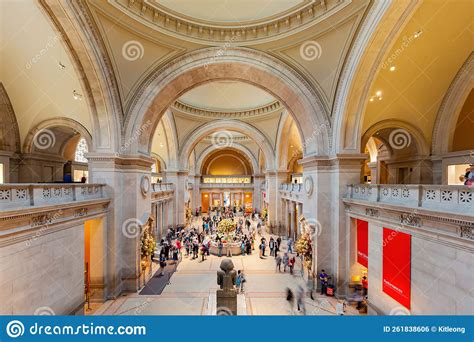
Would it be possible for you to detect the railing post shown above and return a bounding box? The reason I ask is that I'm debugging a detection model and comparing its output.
[418,184,423,207]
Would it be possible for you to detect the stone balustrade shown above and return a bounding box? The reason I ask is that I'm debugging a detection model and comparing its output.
[279,183,302,193]
[151,182,174,192]
[279,182,303,203]
[199,183,254,189]
[346,184,474,214]
[0,183,106,210]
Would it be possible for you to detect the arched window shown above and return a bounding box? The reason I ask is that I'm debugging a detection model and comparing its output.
[75,137,88,163]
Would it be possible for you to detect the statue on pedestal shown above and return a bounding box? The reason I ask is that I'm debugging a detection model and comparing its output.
[216,259,237,315]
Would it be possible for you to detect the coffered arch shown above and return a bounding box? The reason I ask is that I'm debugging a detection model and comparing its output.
[178,120,275,171]
[195,143,258,176]
[124,47,330,159]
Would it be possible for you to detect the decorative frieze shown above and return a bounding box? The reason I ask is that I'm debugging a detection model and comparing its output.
[460,226,474,240]
[365,208,379,217]
[400,213,422,227]
[74,208,88,217]
[31,214,53,227]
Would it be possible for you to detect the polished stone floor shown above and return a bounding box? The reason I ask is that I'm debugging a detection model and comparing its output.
[92,218,360,316]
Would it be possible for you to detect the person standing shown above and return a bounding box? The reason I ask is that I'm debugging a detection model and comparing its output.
[241,241,246,256]
[269,237,275,257]
[218,240,223,257]
[226,242,233,257]
[307,274,315,300]
[288,256,295,274]
[235,271,242,294]
[286,288,295,315]
[362,276,368,297]
[319,269,328,295]
[287,237,293,253]
[275,253,282,272]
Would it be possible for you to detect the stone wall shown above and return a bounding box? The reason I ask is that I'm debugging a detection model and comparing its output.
[367,220,473,315]
[0,222,84,315]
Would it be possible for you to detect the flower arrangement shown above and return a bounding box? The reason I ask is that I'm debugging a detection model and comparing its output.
[217,218,236,235]
[295,232,312,270]
[185,207,192,222]
[141,231,156,259]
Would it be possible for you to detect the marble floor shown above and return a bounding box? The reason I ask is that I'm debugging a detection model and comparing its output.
[93,218,360,316]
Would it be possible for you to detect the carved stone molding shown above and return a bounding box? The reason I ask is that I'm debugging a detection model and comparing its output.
[460,226,474,240]
[74,208,88,217]
[400,213,422,227]
[109,0,349,45]
[365,208,379,218]
[31,214,53,227]
[173,100,281,119]
[303,175,314,197]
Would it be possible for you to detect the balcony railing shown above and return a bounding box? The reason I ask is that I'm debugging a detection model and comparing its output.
[152,183,174,192]
[0,183,106,210]
[345,184,474,214]
[279,183,302,193]
[199,183,254,189]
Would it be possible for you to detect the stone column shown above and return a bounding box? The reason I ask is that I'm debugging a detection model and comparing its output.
[300,154,366,296]
[87,154,153,294]
[165,170,188,225]
[252,174,264,212]
[368,161,378,184]
[289,201,296,240]
[265,170,287,230]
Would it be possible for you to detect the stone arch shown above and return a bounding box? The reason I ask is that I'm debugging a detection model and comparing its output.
[151,152,167,171]
[23,117,93,155]
[195,143,258,176]
[432,53,474,156]
[0,83,21,153]
[275,111,303,170]
[361,119,430,157]
[39,1,121,153]
[332,1,418,155]
[124,48,330,158]
[178,120,275,171]
[160,110,179,169]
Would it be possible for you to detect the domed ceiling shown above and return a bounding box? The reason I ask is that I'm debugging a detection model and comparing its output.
[178,81,276,112]
[154,0,305,24]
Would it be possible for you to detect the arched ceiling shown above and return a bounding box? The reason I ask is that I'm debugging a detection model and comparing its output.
[179,81,276,111]
[201,149,253,176]
[362,0,473,148]
[0,0,92,149]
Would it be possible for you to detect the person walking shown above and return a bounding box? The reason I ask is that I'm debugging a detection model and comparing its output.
[226,242,233,257]
[282,253,289,272]
[241,241,246,256]
[235,271,242,294]
[275,253,282,272]
[307,274,315,300]
[296,285,306,314]
[287,237,293,253]
[286,287,295,315]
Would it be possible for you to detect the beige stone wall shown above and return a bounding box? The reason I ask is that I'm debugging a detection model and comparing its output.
[0,223,84,315]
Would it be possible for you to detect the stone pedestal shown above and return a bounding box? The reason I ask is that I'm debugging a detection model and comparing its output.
[216,289,237,315]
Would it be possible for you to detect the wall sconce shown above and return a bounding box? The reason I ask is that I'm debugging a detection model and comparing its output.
[73,90,83,100]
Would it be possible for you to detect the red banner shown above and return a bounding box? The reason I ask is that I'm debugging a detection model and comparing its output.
[356,219,368,267]
[382,228,411,309]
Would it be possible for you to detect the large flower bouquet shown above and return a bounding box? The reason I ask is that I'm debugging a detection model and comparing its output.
[295,233,312,270]
[141,231,156,259]
[217,218,236,235]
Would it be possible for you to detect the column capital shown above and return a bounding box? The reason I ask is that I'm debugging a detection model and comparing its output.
[87,153,154,170]
[299,153,368,171]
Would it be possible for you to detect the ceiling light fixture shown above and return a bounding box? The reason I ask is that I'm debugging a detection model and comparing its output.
[389,66,396,72]
[58,61,66,70]
[369,90,383,102]
[72,90,82,100]
[413,30,423,39]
